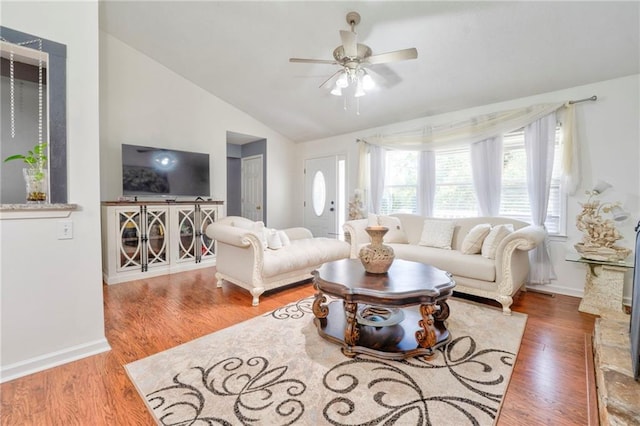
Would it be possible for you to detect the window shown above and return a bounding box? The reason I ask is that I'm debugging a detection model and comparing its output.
[380,150,418,215]
[500,129,564,234]
[433,148,477,218]
[380,128,565,234]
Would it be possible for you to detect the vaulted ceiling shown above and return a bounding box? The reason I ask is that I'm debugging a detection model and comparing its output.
[99,1,639,143]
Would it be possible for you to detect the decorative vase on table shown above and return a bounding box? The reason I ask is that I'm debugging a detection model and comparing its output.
[23,168,48,203]
[359,226,395,274]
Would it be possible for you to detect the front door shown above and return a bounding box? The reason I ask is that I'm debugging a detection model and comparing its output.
[304,156,338,238]
[241,155,263,222]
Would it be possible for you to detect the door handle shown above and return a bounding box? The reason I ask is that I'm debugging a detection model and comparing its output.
[256,206,261,210]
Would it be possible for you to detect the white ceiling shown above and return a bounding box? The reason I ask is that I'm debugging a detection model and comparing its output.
[99,1,639,143]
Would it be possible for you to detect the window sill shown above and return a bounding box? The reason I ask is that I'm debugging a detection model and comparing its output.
[0,203,79,220]
[548,233,568,242]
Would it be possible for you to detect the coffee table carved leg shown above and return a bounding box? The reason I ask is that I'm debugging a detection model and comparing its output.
[433,301,450,321]
[312,292,328,319]
[415,304,437,349]
[344,301,360,346]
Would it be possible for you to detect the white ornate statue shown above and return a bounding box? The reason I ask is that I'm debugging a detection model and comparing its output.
[575,192,630,261]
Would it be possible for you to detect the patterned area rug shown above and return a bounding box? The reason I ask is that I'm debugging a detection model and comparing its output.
[126,297,527,425]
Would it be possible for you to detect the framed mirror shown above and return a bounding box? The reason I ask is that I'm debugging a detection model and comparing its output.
[0,26,67,204]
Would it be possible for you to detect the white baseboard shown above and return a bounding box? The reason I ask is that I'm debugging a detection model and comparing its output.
[0,338,111,383]
[526,283,584,298]
[525,284,632,307]
[103,259,217,285]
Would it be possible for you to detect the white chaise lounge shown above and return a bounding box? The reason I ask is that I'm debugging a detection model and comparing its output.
[206,216,350,306]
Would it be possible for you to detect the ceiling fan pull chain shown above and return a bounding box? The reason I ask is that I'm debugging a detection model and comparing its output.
[343,96,347,111]
[356,97,360,116]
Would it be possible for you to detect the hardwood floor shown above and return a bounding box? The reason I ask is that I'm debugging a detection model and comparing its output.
[1,268,597,425]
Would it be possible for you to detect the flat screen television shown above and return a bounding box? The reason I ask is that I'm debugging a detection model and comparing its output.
[121,144,210,197]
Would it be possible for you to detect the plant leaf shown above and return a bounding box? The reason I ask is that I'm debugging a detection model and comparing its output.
[3,154,26,163]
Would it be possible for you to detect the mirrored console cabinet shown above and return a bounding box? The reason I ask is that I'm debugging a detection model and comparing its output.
[101,200,224,284]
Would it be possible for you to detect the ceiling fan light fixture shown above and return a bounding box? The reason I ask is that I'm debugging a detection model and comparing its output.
[330,86,342,96]
[336,72,349,88]
[362,72,375,90]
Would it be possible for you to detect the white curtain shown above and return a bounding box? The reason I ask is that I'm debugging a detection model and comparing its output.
[366,103,563,150]
[418,150,435,216]
[525,112,557,284]
[559,103,580,195]
[369,144,385,214]
[470,136,503,216]
[356,139,368,207]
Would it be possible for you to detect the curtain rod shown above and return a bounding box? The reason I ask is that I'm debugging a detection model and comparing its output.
[568,95,597,104]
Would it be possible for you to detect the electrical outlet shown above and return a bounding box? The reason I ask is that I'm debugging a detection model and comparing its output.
[57,220,73,240]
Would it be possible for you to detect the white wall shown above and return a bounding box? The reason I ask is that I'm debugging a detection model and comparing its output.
[99,34,297,229]
[295,74,640,303]
[0,1,109,382]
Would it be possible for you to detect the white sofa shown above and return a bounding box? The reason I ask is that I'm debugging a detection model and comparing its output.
[344,214,546,314]
[206,216,350,306]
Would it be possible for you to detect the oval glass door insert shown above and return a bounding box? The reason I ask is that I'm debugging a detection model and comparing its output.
[312,171,326,216]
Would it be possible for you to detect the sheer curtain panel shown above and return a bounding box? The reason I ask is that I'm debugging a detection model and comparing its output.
[418,150,436,216]
[560,103,580,195]
[525,112,557,284]
[470,136,503,216]
[369,144,386,214]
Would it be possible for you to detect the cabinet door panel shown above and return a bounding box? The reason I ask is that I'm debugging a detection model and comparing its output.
[145,207,169,268]
[117,209,142,271]
[176,207,197,263]
[200,206,217,259]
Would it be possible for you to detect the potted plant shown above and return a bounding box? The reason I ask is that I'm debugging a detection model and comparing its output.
[4,142,48,203]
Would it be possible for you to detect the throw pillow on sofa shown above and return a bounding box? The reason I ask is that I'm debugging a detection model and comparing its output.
[266,230,283,250]
[419,219,456,249]
[367,213,409,243]
[481,224,514,259]
[277,230,291,246]
[461,223,492,254]
[265,229,293,250]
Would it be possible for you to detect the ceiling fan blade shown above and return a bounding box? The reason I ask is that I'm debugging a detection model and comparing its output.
[340,30,358,58]
[319,69,343,89]
[289,58,339,65]
[365,48,418,65]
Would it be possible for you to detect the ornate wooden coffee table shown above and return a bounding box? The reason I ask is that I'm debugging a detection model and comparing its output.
[312,258,455,360]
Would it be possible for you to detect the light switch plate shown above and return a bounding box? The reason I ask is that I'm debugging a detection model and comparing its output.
[57,220,73,239]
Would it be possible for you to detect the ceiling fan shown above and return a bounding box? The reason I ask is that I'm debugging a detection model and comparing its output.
[289,11,418,97]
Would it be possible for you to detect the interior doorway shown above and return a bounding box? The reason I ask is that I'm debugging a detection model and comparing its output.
[241,155,263,221]
[226,131,267,223]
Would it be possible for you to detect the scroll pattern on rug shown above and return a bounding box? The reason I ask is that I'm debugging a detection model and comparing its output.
[131,297,523,426]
